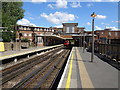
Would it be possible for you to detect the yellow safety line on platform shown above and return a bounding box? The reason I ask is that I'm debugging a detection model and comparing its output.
[76,47,94,88]
[65,49,74,89]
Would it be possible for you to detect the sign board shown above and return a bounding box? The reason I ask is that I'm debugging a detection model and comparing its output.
[0,42,5,52]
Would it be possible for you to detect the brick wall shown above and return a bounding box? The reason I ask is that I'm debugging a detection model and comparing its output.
[4,42,29,51]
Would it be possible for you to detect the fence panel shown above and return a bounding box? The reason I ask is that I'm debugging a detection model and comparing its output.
[98,44,120,61]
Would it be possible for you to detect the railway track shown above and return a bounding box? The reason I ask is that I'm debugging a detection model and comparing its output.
[12,49,70,89]
[1,46,63,87]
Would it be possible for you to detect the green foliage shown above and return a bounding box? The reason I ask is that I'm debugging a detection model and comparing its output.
[2,2,24,42]
[21,38,29,42]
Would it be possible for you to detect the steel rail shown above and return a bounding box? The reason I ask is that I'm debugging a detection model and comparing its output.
[25,50,68,88]
[1,47,63,85]
[1,46,62,76]
[11,49,66,89]
[35,50,70,89]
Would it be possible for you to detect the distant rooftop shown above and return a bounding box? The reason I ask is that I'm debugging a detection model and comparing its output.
[62,23,78,26]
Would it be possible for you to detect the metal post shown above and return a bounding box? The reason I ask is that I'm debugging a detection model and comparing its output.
[19,36,21,51]
[83,31,85,53]
[79,35,80,47]
[91,18,94,62]
[44,31,46,46]
[81,32,82,49]
[16,38,17,51]
[18,31,21,51]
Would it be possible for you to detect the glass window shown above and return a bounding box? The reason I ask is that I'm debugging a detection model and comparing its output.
[24,33,27,36]
[66,27,69,33]
[29,34,32,36]
[40,28,42,31]
[24,27,26,30]
[115,32,118,36]
[37,28,39,31]
[38,37,43,43]
[109,32,111,36]
[72,27,74,33]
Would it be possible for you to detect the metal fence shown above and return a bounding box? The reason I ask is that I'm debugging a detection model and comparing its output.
[98,44,120,61]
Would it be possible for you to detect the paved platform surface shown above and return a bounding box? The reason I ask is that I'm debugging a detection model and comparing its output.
[0,44,63,59]
[0,46,46,57]
[58,47,119,88]
[0,46,47,59]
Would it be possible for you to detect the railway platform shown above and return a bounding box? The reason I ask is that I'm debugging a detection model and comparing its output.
[58,47,119,88]
[0,44,63,61]
[0,46,46,58]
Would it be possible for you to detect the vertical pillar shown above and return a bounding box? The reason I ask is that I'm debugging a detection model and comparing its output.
[91,18,94,62]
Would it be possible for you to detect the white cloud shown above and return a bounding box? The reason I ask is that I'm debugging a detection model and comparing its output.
[101,22,104,24]
[48,4,54,9]
[31,0,47,2]
[54,25,63,28]
[95,26,102,30]
[106,26,118,30]
[70,2,82,8]
[86,22,91,25]
[87,3,93,7]
[17,18,36,26]
[101,23,110,26]
[47,0,67,9]
[28,17,35,20]
[56,0,67,8]
[108,0,119,1]
[92,0,102,2]
[96,15,107,19]
[112,21,120,23]
[41,12,75,24]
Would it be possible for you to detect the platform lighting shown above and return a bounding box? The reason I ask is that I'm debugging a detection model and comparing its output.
[91,12,97,62]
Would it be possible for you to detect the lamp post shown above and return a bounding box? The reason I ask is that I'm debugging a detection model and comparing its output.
[91,12,97,62]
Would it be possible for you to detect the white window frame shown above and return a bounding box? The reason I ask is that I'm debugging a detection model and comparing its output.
[24,27,26,30]
[29,34,32,36]
[109,32,111,36]
[101,32,104,35]
[66,27,69,33]
[24,33,27,36]
[72,27,74,33]
[115,32,118,36]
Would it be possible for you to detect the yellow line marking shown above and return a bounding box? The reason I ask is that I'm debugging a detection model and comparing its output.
[65,49,74,89]
[76,47,94,88]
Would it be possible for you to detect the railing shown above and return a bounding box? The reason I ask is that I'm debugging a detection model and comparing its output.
[98,44,120,61]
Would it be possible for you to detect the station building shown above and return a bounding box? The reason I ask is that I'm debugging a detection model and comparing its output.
[15,25,64,46]
[15,23,96,47]
[95,29,120,44]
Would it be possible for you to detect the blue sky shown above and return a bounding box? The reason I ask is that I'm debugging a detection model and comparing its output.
[17,1,119,31]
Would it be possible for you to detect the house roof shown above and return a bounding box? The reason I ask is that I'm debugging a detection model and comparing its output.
[60,35,73,39]
[62,23,78,26]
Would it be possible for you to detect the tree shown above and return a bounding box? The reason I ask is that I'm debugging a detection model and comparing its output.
[1,1,24,42]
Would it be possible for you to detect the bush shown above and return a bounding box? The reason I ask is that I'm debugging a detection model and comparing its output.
[21,38,29,42]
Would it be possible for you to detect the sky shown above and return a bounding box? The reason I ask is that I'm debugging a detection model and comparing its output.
[17,0,119,31]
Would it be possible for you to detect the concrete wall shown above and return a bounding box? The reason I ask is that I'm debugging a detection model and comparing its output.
[4,42,29,51]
